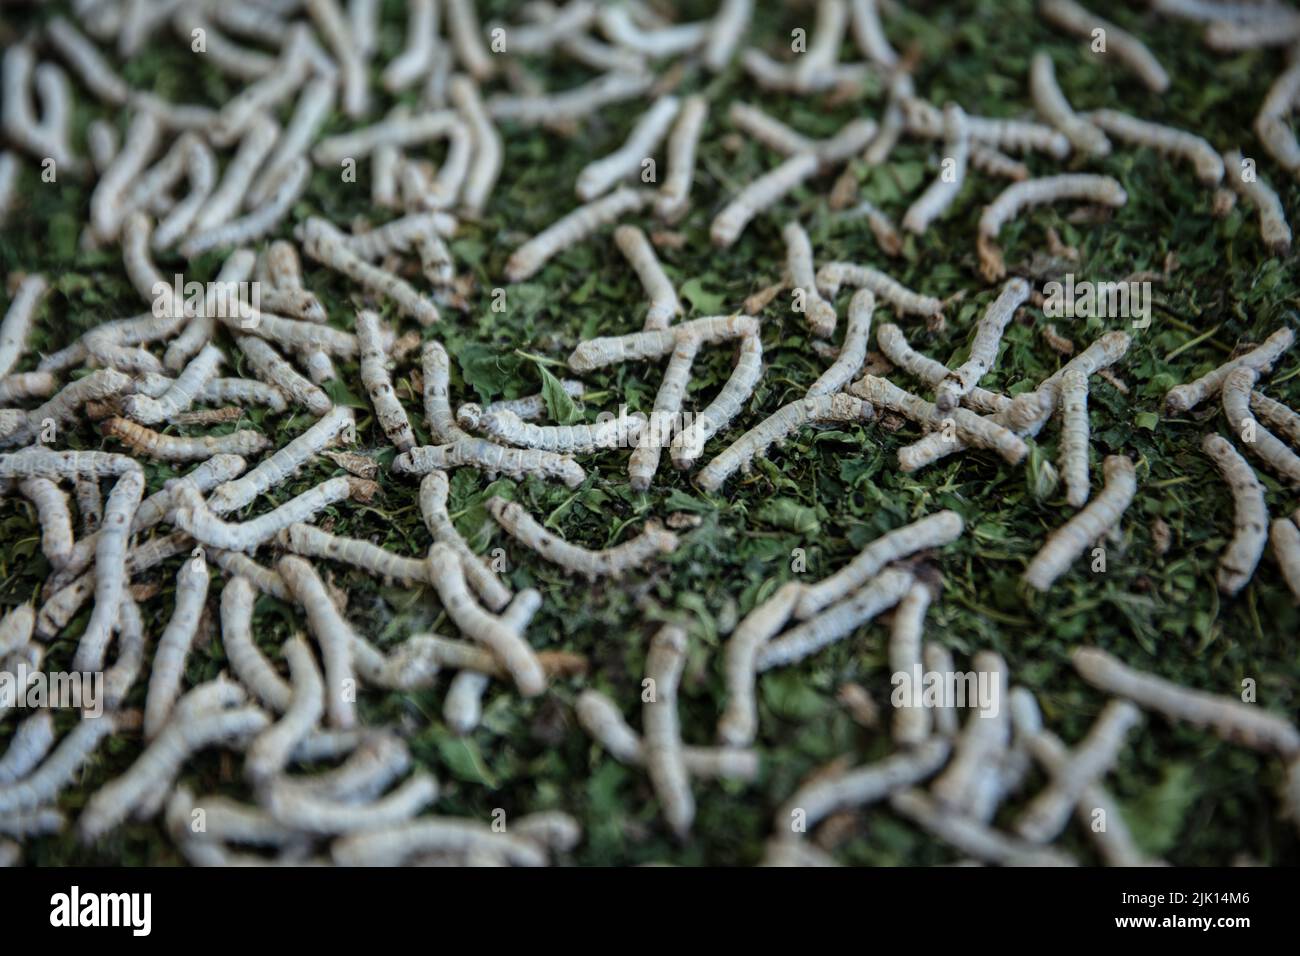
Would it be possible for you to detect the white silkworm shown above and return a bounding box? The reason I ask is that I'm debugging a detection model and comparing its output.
[704,0,752,70]
[163,250,251,372]
[488,70,653,125]
[90,111,161,242]
[793,0,850,91]
[46,16,129,105]
[481,383,587,422]
[220,576,292,712]
[598,5,706,57]
[0,712,54,784]
[486,496,678,579]
[465,405,645,454]
[1271,518,1300,603]
[355,310,416,452]
[614,225,680,330]
[816,262,944,319]
[445,0,494,81]
[0,276,43,383]
[936,278,1029,412]
[506,187,650,282]
[313,110,462,164]
[0,152,15,226]
[251,78,335,208]
[442,590,541,733]
[903,104,972,234]
[757,568,915,671]
[0,713,117,815]
[239,334,333,418]
[849,0,898,67]
[119,343,221,424]
[143,556,211,739]
[1030,50,1109,158]
[930,651,1009,814]
[174,7,276,80]
[175,476,354,552]
[576,97,680,202]
[902,97,1070,158]
[1073,647,1300,756]
[0,371,56,404]
[332,818,550,867]
[275,556,357,729]
[643,625,693,838]
[1040,0,1168,91]
[808,290,874,397]
[890,789,1076,866]
[279,523,428,585]
[448,76,501,215]
[1023,455,1137,591]
[1222,365,1300,484]
[728,102,815,156]
[19,478,73,568]
[383,0,438,92]
[889,580,935,746]
[246,635,324,781]
[1203,433,1269,597]
[418,471,510,611]
[101,417,268,462]
[568,314,758,372]
[2,47,80,174]
[306,0,368,118]
[1223,149,1291,255]
[796,511,964,619]
[717,581,803,747]
[656,94,707,221]
[211,549,292,602]
[711,153,819,248]
[670,332,763,468]
[0,447,138,480]
[180,157,310,258]
[1255,60,1300,173]
[696,393,874,493]
[298,217,440,325]
[334,211,457,261]
[1058,368,1091,508]
[1164,328,1294,415]
[1251,390,1300,447]
[71,467,144,672]
[201,377,288,412]
[876,325,1009,416]
[629,335,700,490]
[783,221,837,338]
[267,771,438,834]
[1085,109,1223,186]
[0,604,34,661]
[395,438,587,488]
[191,113,279,232]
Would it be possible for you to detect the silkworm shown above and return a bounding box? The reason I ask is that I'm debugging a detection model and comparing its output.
[1040,0,1168,91]
[382,0,437,92]
[890,789,1076,866]
[816,262,944,319]
[121,344,222,425]
[903,103,973,234]
[163,250,252,372]
[181,157,310,258]
[175,476,354,552]
[903,97,1071,158]
[1,47,81,174]
[0,712,54,784]
[1222,149,1291,255]
[191,113,280,233]
[968,144,1029,182]
[670,332,763,468]
[313,110,462,165]
[1023,455,1137,591]
[704,0,752,70]
[717,581,803,747]
[335,211,458,262]
[90,111,160,242]
[143,556,211,739]
[792,0,851,91]
[576,97,680,203]
[245,635,324,782]
[0,603,33,659]
[332,818,550,867]
[354,310,416,451]
[17,477,73,568]
[863,71,913,167]
[427,543,546,697]
[1075,646,1300,755]
[1030,51,1109,158]
[485,497,678,579]
[783,221,838,338]
[235,336,330,420]
[197,378,288,413]
[1164,328,1294,415]
[482,382,587,422]
[268,770,438,835]
[728,102,815,156]
[71,467,144,672]
[807,290,873,398]
[0,713,117,815]
[0,277,43,387]
[416,471,510,612]
[1202,432,1270,594]
[445,0,494,81]
[757,568,915,671]
[1058,368,1091,508]
[447,76,501,215]
[849,0,898,67]
[100,417,266,462]
[0,447,138,480]
[614,225,680,331]
[0,371,55,405]
[102,594,147,710]
[629,335,700,489]
[642,625,693,837]
[889,580,936,746]
[926,649,1008,813]
[876,324,1009,416]
[1251,390,1300,447]
[220,576,292,712]
[299,217,440,325]
[1271,518,1300,603]
[278,523,428,586]
[305,0,367,118]
[0,151,15,226]
[210,549,292,602]
[443,590,542,733]
[273,556,357,729]
[656,94,707,221]
[465,405,645,455]
[489,69,654,126]
[711,153,819,248]
[696,393,873,493]
[45,16,129,105]
[164,788,303,851]
[935,279,1029,412]
[1222,365,1300,484]
[249,82,335,208]
[395,438,587,488]
[1204,13,1300,50]
[568,314,759,372]
[1085,109,1223,185]
[506,187,650,282]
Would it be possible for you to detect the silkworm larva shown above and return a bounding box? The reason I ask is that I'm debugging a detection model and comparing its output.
[1271,518,1300,604]
[850,374,1029,465]
[210,549,292,602]
[890,789,1076,866]
[717,581,803,747]
[163,249,252,372]
[1085,109,1222,186]
[445,0,494,81]
[299,217,440,325]
[642,625,693,837]
[1251,390,1300,447]
[101,417,267,462]
[757,568,915,671]
[816,262,944,319]
[728,102,814,156]
[173,7,276,80]
[849,0,898,67]
[0,711,54,784]
[927,649,1009,814]
[568,314,758,372]
[1033,51,1110,159]
[383,0,437,92]
[103,595,147,710]
[176,476,354,553]
[889,579,936,746]
[267,770,438,835]
[196,378,286,414]
[783,221,838,338]
[968,144,1029,182]
[276,731,410,804]
[355,310,416,452]
[332,818,549,867]
[576,97,680,202]
[1,47,80,174]
[1075,646,1300,755]
[1203,13,1300,51]
[221,576,292,712]
[0,713,117,815]
[238,334,331,416]
[1202,432,1270,596]
[711,153,819,248]
[181,157,310,258]
[655,94,707,221]
[696,393,874,493]
[1164,327,1294,415]
[305,0,367,118]
[935,278,1029,412]
[629,335,700,490]
[0,275,44,382]
[482,381,586,421]
[488,69,654,126]
[1023,455,1137,591]
[793,0,850,91]
[447,75,501,215]
[71,467,144,672]
[313,110,461,165]
[396,438,587,488]
[614,225,681,331]
[978,174,1127,278]
[467,405,645,455]
[876,324,1010,416]
[0,371,55,405]
[1222,365,1300,484]
[18,478,73,568]
[250,77,335,208]
[0,447,138,480]
[808,290,873,397]
[704,0,752,70]
[1057,368,1091,508]
[245,635,324,782]
[1223,149,1291,255]
[279,523,429,586]
[46,16,129,105]
[164,788,304,850]
[208,406,354,514]
[1040,0,1168,91]
[427,543,546,697]
[195,115,281,233]
[442,591,538,732]
[90,112,160,242]
[143,556,211,740]
[121,344,222,425]
[903,104,973,234]
[274,556,357,729]
[670,333,763,469]
[335,211,458,262]
[506,187,650,282]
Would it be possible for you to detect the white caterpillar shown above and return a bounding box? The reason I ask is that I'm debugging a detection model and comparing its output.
[279,523,429,586]
[181,157,311,258]
[1222,365,1300,484]
[356,310,416,452]
[463,404,645,455]
[191,113,280,232]
[298,217,440,325]
[143,556,211,739]
[1271,518,1300,604]
[808,290,874,397]
[46,16,129,105]
[1222,149,1291,255]
[506,187,650,282]
[446,0,495,80]
[1085,109,1222,185]
[448,75,502,215]
[235,335,332,417]
[903,103,972,234]
[643,625,694,837]
[382,0,438,92]
[629,335,700,490]
[0,713,118,815]
[717,581,803,747]
[1023,455,1137,591]
[174,476,355,552]
[614,225,680,330]
[568,314,758,372]
[0,712,54,784]
[220,575,293,712]
[875,324,1010,416]
[1202,432,1270,595]
[488,71,653,125]
[0,275,45,380]
[1040,0,1169,92]
[889,789,1076,866]
[816,262,944,319]
[418,471,511,612]
[1163,328,1293,415]
[656,94,708,220]
[245,635,324,782]
[396,438,586,488]
[1058,368,1091,508]
[889,580,936,745]
[275,556,358,729]
[711,153,819,248]
[936,278,1029,412]
[577,97,680,202]
[90,112,161,242]
[305,0,368,118]
[121,344,223,425]
[670,332,763,469]
[71,467,144,672]
[783,221,838,338]
[101,417,269,462]
[930,652,1010,814]
[1029,51,1110,157]
[18,478,73,568]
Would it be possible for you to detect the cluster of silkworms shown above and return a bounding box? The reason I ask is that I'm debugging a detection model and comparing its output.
[0,0,1297,870]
